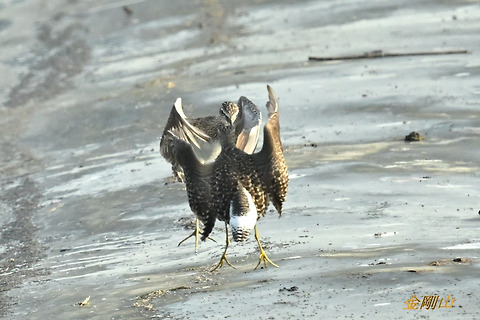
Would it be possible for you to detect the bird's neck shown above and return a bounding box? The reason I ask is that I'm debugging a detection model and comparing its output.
[218,124,237,149]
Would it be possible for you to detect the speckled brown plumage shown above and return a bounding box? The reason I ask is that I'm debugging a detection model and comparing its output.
[253,85,289,216]
[206,116,268,239]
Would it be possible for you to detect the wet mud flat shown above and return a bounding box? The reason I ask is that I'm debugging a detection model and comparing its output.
[1,0,480,319]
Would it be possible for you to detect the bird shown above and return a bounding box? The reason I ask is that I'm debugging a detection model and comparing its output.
[207,85,289,270]
[160,96,262,253]
[163,85,288,270]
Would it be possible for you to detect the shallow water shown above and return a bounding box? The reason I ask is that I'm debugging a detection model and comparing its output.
[1,0,479,319]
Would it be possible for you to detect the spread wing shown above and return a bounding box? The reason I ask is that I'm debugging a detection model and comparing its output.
[252,85,289,216]
[160,98,216,166]
[235,96,262,154]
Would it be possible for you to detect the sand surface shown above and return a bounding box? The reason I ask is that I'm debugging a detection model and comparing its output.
[0,0,479,319]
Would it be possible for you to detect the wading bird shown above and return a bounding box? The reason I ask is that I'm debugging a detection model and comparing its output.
[164,86,288,270]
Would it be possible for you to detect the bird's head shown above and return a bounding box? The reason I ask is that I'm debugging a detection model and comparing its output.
[220,101,240,126]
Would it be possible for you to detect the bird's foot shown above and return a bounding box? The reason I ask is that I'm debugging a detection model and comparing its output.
[254,225,279,270]
[177,230,199,253]
[211,225,235,271]
[254,247,279,270]
[211,250,236,271]
[178,220,216,254]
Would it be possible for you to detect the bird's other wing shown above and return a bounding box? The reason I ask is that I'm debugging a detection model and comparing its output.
[252,85,289,216]
[235,96,262,154]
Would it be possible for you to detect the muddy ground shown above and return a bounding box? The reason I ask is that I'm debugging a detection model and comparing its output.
[1,0,479,319]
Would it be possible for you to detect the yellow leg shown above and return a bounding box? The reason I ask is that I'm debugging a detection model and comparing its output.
[178,219,216,254]
[211,222,236,271]
[254,225,279,270]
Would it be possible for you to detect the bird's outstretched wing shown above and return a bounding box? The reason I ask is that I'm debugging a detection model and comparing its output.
[160,98,210,164]
[252,85,289,216]
[235,96,262,154]
[160,98,220,182]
